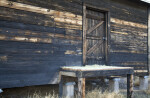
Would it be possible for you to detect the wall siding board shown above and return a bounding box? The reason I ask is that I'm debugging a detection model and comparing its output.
[8,0,83,15]
[110,53,147,62]
[108,0,148,74]
[0,7,55,27]
[82,0,148,74]
[0,0,83,88]
[0,21,82,36]
[0,0,149,88]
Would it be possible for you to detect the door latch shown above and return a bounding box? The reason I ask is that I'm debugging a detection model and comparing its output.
[103,37,107,40]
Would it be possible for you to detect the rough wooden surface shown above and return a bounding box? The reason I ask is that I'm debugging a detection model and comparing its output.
[61,65,134,77]
[62,65,133,71]
[82,3,87,65]
[0,0,83,88]
[84,4,107,65]
[148,6,150,74]
[60,66,134,98]
[0,0,148,88]
[127,74,133,98]
[78,78,85,98]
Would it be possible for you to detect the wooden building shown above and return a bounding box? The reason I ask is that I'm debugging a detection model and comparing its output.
[0,0,149,88]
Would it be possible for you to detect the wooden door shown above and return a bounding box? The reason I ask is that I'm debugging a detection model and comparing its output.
[83,4,109,65]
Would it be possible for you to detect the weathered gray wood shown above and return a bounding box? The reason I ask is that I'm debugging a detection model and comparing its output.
[60,71,76,77]
[85,3,109,12]
[8,0,82,15]
[0,0,149,89]
[61,67,134,77]
[86,14,104,20]
[61,66,134,98]
[80,69,133,77]
[0,7,54,27]
[110,52,147,62]
[0,0,80,19]
[0,27,81,41]
[134,72,148,76]
[127,74,133,98]
[0,29,82,88]
[0,0,82,30]
[87,21,104,34]
[87,41,103,55]
[85,4,108,65]
[82,3,87,65]
[148,6,150,74]
[0,20,82,36]
[86,35,102,40]
[105,11,110,65]
[78,78,85,98]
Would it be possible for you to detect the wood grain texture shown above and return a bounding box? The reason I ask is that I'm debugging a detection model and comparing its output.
[60,65,134,98]
[148,6,150,74]
[0,0,149,88]
[82,3,87,65]
[78,78,85,98]
[84,4,107,65]
[60,68,134,78]
[87,21,104,34]
[0,0,82,30]
[127,74,133,98]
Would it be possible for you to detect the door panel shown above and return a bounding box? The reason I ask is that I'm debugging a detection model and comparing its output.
[83,5,107,65]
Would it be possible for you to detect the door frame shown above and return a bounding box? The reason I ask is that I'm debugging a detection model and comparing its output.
[82,3,110,66]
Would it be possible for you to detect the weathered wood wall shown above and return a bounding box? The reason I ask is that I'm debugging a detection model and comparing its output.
[109,0,148,76]
[83,0,148,76]
[0,0,83,88]
[0,0,148,88]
